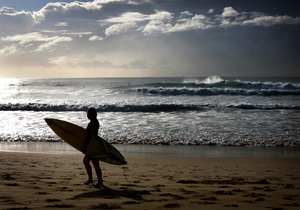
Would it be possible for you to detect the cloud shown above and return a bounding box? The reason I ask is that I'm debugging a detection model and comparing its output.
[102,12,146,23]
[180,11,193,17]
[48,54,145,70]
[221,7,239,17]
[88,35,104,41]
[142,19,172,35]
[2,32,50,45]
[127,59,149,69]
[0,6,15,14]
[55,22,68,27]
[32,0,137,24]
[105,22,138,36]
[171,14,213,32]
[35,36,72,52]
[102,10,174,25]
[100,4,300,35]
[33,1,104,23]
[102,10,174,35]
[208,9,214,14]
[0,44,18,56]
[49,55,114,69]
[0,7,35,36]
[216,8,300,28]
[1,1,300,77]
[1,1,299,40]
[141,11,174,35]
[242,15,300,26]
[1,32,72,54]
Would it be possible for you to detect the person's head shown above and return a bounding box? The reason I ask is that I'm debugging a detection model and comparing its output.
[87,107,97,119]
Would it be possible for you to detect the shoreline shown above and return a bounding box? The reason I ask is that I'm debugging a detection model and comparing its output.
[0,142,300,158]
[0,151,300,210]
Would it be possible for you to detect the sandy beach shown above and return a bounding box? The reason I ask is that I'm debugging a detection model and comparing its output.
[0,151,299,210]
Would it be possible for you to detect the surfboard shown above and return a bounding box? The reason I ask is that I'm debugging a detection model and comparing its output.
[44,118,127,165]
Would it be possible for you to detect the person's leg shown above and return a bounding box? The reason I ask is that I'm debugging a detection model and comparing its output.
[92,159,103,186]
[83,155,93,184]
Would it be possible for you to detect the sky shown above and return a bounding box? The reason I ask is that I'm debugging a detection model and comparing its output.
[0,0,299,78]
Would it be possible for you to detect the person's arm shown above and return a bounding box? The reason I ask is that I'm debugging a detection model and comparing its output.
[82,136,90,154]
[82,122,98,153]
[82,124,92,153]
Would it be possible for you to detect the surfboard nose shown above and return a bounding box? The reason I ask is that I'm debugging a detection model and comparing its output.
[44,118,54,126]
[44,118,58,127]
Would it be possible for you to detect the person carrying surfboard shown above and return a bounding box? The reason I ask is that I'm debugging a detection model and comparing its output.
[82,107,103,189]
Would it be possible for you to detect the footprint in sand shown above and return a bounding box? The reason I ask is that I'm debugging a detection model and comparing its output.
[164,203,181,208]
[45,204,75,208]
[58,187,73,192]
[45,198,61,202]
[201,197,218,201]
[123,201,141,205]
[90,204,121,209]
[36,192,49,195]
[282,201,300,207]
[5,183,19,186]
[223,204,239,207]
[1,174,15,180]
[283,194,298,201]
[0,196,15,203]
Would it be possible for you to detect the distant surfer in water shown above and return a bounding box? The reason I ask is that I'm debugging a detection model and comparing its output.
[82,107,103,189]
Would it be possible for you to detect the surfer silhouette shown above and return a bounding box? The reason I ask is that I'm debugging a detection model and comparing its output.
[82,108,103,189]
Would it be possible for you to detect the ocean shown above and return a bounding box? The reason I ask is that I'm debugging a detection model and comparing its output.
[0,76,300,152]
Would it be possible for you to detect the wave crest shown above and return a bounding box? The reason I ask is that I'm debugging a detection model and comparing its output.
[136,76,300,96]
[1,102,299,112]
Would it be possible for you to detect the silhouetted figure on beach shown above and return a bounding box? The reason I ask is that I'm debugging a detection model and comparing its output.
[82,108,103,189]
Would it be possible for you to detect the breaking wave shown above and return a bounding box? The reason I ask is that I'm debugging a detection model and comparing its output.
[1,103,299,112]
[135,76,300,96]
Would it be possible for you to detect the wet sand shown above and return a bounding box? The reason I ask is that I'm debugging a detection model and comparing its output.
[0,151,299,210]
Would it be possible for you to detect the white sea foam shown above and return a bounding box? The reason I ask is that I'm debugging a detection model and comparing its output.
[183,75,224,84]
